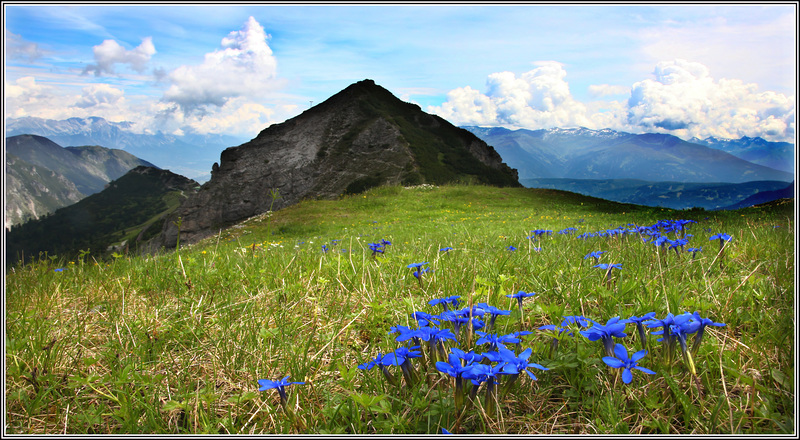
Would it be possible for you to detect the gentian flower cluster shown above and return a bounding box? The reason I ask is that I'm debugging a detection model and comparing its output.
[359,294,548,424]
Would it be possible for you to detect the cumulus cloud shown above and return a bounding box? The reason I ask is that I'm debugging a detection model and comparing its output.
[4,76,140,125]
[430,59,795,142]
[626,59,795,141]
[4,76,51,119]
[83,37,156,76]
[428,61,592,129]
[75,84,125,108]
[161,16,283,115]
[588,84,629,98]
[5,30,45,61]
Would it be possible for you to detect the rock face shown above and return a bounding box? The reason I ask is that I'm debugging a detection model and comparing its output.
[157,79,519,248]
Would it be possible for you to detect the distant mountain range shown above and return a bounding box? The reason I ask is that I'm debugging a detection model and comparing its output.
[465,126,794,210]
[5,116,248,182]
[520,178,793,211]
[688,135,795,174]
[463,126,794,182]
[5,134,157,229]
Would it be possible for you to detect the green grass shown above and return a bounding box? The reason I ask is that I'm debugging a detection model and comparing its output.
[4,184,795,434]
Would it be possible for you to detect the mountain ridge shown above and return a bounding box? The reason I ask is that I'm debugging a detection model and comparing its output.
[6,166,199,264]
[520,178,793,211]
[5,116,248,181]
[462,125,794,183]
[153,79,520,249]
[5,134,158,228]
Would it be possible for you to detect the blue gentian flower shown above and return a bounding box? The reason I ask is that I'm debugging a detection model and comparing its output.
[414,267,433,279]
[428,295,461,312]
[475,331,520,351]
[627,312,656,350]
[602,343,655,384]
[435,348,478,412]
[690,311,725,355]
[686,247,703,259]
[593,263,622,286]
[474,303,511,331]
[670,313,701,375]
[389,324,417,340]
[359,353,398,386]
[383,346,422,387]
[580,316,629,357]
[407,262,431,287]
[652,235,672,250]
[669,238,689,255]
[645,313,677,363]
[509,330,533,352]
[593,263,622,271]
[507,245,517,252]
[506,290,536,312]
[538,316,587,355]
[462,362,505,417]
[439,247,453,252]
[561,315,590,328]
[257,376,306,403]
[584,251,606,261]
[709,233,732,242]
[438,310,470,338]
[411,311,440,327]
[498,346,549,381]
[368,242,385,256]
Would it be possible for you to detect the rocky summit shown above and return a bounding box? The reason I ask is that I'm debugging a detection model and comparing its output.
[156,79,519,248]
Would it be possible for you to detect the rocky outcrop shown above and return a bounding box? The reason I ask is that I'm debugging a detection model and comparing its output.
[155,79,519,248]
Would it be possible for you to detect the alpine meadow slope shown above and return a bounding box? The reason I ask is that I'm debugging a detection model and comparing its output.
[4,183,794,434]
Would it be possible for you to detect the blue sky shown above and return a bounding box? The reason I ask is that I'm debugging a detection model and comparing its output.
[4,3,797,143]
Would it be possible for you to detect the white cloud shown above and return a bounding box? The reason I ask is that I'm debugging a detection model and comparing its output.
[430,59,795,143]
[637,11,796,95]
[4,76,54,119]
[626,59,795,141]
[588,84,629,98]
[161,16,284,115]
[75,84,125,108]
[5,30,45,61]
[429,61,592,129]
[4,76,142,126]
[83,37,156,76]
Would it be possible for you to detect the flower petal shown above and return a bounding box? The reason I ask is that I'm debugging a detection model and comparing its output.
[631,349,648,363]
[633,366,657,375]
[613,343,629,361]
[621,368,633,384]
[602,357,625,368]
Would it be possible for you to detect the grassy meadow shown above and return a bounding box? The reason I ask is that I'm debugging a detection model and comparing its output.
[4,184,796,435]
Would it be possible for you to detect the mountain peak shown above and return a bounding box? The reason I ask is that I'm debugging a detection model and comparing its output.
[156,79,520,248]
